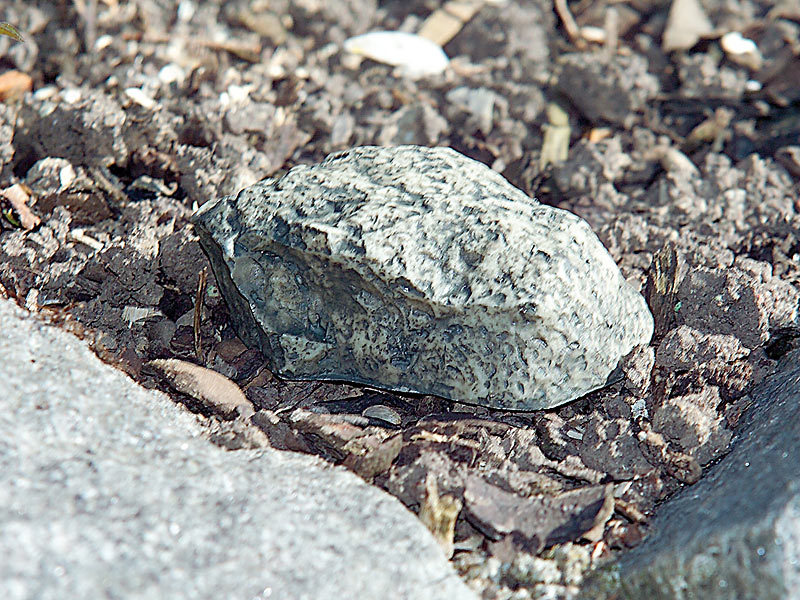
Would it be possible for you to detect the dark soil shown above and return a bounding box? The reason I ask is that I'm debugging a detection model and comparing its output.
[1,1,799,598]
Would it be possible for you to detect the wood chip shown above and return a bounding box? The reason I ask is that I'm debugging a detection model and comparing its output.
[464,477,615,552]
[418,0,484,47]
[645,241,682,340]
[540,102,571,169]
[146,358,254,419]
[0,70,32,102]
[614,497,649,523]
[588,127,613,143]
[196,38,263,62]
[418,473,463,558]
[341,433,403,481]
[580,485,616,543]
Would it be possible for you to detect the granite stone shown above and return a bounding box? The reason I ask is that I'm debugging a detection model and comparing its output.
[192,145,654,410]
[0,299,476,600]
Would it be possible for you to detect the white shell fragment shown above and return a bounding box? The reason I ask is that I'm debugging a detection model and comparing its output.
[343,31,449,78]
[192,146,654,410]
[124,87,156,110]
[720,31,763,70]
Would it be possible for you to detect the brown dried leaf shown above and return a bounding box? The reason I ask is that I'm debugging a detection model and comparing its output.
[147,358,254,419]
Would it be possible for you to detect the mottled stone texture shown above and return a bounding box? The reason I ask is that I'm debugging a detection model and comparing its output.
[192,146,653,410]
[581,350,800,600]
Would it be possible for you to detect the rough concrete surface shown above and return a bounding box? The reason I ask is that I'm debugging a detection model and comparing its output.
[193,145,653,410]
[583,349,800,600]
[0,299,477,600]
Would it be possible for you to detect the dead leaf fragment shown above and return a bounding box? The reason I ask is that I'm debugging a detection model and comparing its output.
[1,184,40,230]
[685,107,733,153]
[146,358,254,419]
[419,473,462,558]
[0,23,24,42]
[662,0,713,52]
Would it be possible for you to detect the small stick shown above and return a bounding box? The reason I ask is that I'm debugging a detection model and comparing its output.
[604,6,618,57]
[554,0,586,49]
[194,268,208,362]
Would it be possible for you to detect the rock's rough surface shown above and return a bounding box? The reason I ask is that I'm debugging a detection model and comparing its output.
[0,299,477,600]
[582,350,800,600]
[192,145,653,410]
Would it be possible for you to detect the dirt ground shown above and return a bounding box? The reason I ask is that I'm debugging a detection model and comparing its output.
[1,1,799,598]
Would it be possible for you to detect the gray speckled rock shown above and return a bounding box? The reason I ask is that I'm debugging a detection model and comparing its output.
[581,350,800,600]
[192,145,653,410]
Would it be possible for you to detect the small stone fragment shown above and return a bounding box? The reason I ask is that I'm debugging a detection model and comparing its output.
[146,358,254,419]
[662,0,713,52]
[619,345,655,397]
[192,145,654,410]
[463,476,614,552]
[18,91,129,169]
[341,432,403,481]
[720,32,762,71]
[677,264,800,348]
[651,386,732,467]
[579,413,654,480]
[655,326,749,369]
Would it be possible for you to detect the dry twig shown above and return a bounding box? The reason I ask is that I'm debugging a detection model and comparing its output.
[554,0,586,49]
[194,267,208,361]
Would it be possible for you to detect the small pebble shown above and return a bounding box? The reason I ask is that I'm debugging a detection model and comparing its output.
[362,404,402,427]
